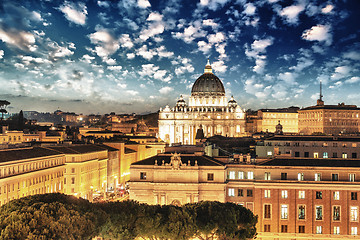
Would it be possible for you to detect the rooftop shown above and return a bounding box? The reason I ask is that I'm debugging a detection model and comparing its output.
[259,158,360,168]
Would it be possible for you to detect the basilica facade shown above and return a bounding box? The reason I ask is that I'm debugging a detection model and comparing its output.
[158,61,246,145]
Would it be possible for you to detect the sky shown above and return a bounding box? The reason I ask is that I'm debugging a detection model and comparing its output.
[0,0,359,115]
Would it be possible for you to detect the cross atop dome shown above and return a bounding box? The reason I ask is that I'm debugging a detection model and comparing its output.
[204,58,213,74]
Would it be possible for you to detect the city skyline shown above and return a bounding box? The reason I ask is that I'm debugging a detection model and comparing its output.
[0,0,359,114]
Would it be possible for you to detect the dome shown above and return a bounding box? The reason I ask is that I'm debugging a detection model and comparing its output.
[191,60,225,97]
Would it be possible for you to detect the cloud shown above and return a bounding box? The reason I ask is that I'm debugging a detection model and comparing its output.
[212,60,227,73]
[278,72,298,85]
[202,19,218,29]
[331,66,351,80]
[174,57,195,75]
[97,1,110,8]
[0,50,3,59]
[343,51,360,61]
[198,41,212,54]
[279,3,305,25]
[199,0,231,11]
[173,21,207,43]
[59,1,88,25]
[243,3,256,15]
[136,45,174,60]
[345,77,360,84]
[321,4,334,14]
[127,90,139,95]
[245,37,274,74]
[48,42,75,59]
[139,64,171,82]
[0,25,36,51]
[127,53,135,59]
[138,0,151,8]
[159,86,174,94]
[139,13,165,41]
[89,29,120,61]
[302,25,332,46]
[119,34,134,49]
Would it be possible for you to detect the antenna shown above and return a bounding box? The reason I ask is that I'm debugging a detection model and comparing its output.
[320,80,323,101]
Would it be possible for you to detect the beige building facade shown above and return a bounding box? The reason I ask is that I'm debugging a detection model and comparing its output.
[257,107,299,133]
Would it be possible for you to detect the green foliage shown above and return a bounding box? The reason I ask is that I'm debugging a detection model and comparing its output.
[0,195,257,240]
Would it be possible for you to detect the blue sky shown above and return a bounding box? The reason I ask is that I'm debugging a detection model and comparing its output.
[0,0,359,114]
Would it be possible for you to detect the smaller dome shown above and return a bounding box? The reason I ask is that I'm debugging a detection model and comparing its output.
[228,96,237,107]
[176,95,186,107]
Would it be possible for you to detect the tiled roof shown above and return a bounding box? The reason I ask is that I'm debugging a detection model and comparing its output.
[265,136,360,142]
[125,147,136,154]
[47,145,109,154]
[259,158,360,168]
[132,154,225,166]
[301,104,359,111]
[0,147,63,163]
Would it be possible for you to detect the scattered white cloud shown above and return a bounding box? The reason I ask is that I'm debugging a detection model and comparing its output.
[202,19,218,29]
[81,54,95,63]
[343,51,360,60]
[302,25,332,46]
[243,3,256,15]
[138,0,151,8]
[245,37,274,74]
[345,76,360,84]
[119,34,134,49]
[89,29,120,61]
[97,1,110,8]
[126,53,135,59]
[127,90,139,95]
[0,29,36,51]
[279,3,305,25]
[0,50,4,59]
[174,57,195,75]
[199,0,231,11]
[139,64,170,82]
[139,14,165,42]
[321,4,334,14]
[331,66,351,80]
[278,72,298,85]
[159,86,174,94]
[59,1,88,25]
[173,21,207,43]
[212,60,227,73]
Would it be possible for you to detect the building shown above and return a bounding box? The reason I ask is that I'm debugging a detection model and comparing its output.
[226,158,360,239]
[0,147,65,206]
[158,60,246,145]
[298,91,360,135]
[256,135,360,159]
[257,107,299,134]
[129,152,226,205]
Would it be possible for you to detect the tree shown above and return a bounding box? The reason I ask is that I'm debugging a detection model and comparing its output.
[0,100,10,120]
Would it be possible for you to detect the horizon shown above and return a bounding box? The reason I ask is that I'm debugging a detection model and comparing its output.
[0,0,359,115]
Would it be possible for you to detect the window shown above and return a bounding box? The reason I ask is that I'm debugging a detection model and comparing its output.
[264,224,271,232]
[281,173,287,180]
[352,153,357,158]
[342,153,348,158]
[350,174,356,182]
[333,191,340,200]
[298,173,304,181]
[332,174,339,181]
[264,190,271,198]
[316,206,323,220]
[207,173,214,181]
[333,206,340,221]
[228,188,235,197]
[299,225,305,233]
[333,152,338,158]
[298,205,305,219]
[315,173,321,181]
[316,226,322,234]
[264,172,271,180]
[64,178,66,184]
[281,205,288,219]
[299,190,305,199]
[267,151,273,156]
[238,171,244,179]
[281,190,288,199]
[281,225,288,233]
[228,171,236,179]
[71,177,75,184]
[304,152,309,157]
[140,172,146,180]
[323,152,328,158]
[351,192,358,200]
[314,152,319,158]
[238,189,243,197]
[295,151,300,157]
[316,191,322,199]
[351,227,358,235]
[333,226,340,235]
[264,204,271,219]
[71,168,75,173]
[351,206,358,221]
[247,171,254,180]
[247,189,253,197]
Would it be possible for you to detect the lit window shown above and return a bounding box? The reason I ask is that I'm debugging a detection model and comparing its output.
[342,153,348,158]
[238,171,244,179]
[333,206,340,221]
[351,206,358,221]
[298,205,305,219]
[298,173,304,181]
[323,152,328,158]
[350,174,356,182]
[228,188,235,197]
[316,206,323,220]
[264,190,271,198]
[281,190,288,199]
[299,191,305,199]
[316,226,322,234]
[247,171,254,180]
[316,191,322,199]
[333,226,340,235]
[314,152,319,158]
[333,191,340,200]
[281,205,288,219]
[315,173,321,181]
[267,151,273,156]
[228,171,236,179]
[264,172,271,180]
[351,227,358,235]
[264,204,271,219]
